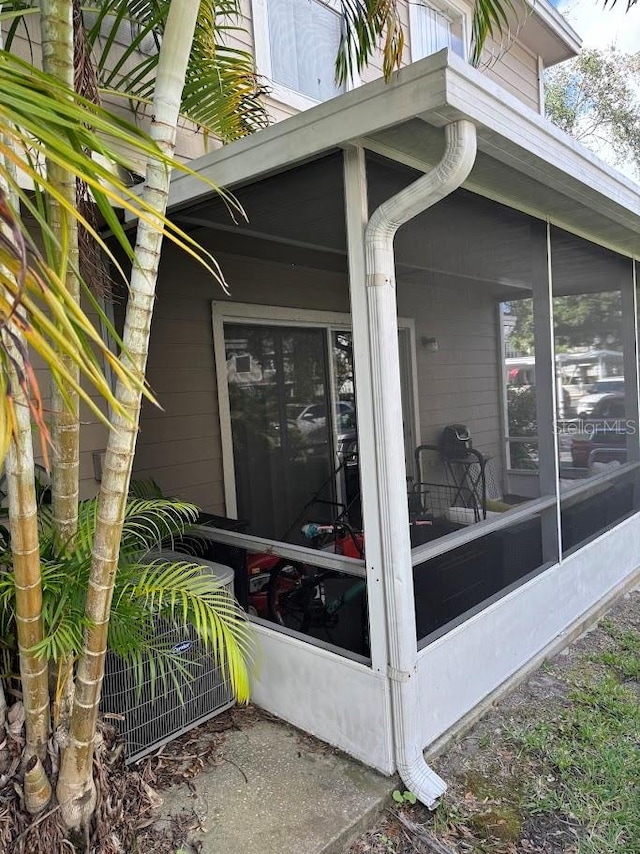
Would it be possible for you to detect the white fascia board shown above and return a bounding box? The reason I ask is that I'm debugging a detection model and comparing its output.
[437,55,640,250]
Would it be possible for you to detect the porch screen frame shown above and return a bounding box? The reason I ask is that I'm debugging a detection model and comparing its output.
[211,301,420,520]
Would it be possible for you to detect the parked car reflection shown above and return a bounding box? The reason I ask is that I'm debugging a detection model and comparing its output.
[575,377,625,416]
[568,393,630,467]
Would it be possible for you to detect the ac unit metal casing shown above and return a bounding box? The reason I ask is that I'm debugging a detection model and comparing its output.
[100,551,236,763]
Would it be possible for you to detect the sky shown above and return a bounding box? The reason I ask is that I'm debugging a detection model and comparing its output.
[552,0,640,51]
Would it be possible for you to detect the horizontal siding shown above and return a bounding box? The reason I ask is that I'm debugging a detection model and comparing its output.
[480,37,540,112]
[397,278,505,494]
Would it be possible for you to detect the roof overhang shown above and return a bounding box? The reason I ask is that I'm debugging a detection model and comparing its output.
[165,50,640,260]
[520,0,581,66]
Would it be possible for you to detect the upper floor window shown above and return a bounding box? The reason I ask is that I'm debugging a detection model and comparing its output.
[410,1,467,63]
[254,0,347,110]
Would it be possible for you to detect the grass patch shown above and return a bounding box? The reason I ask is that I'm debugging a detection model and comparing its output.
[593,620,640,681]
[508,623,640,854]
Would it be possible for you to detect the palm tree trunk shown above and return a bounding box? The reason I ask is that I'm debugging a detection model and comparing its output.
[0,679,6,730]
[2,355,51,768]
[56,0,201,829]
[0,49,51,769]
[41,0,80,547]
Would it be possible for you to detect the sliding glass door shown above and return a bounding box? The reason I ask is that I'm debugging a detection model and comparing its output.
[224,323,339,540]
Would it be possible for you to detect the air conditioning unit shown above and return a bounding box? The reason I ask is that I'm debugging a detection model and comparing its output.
[100,551,236,763]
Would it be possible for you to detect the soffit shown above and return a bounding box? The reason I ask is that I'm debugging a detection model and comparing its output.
[516,0,581,66]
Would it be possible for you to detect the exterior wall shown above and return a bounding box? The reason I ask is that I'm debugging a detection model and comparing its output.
[397,278,503,488]
[480,35,541,112]
[132,247,350,510]
[3,0,548,169]
[136,242,504,513]
[247,0,543,117]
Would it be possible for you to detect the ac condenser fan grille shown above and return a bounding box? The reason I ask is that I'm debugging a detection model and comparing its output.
[100,552,236,763]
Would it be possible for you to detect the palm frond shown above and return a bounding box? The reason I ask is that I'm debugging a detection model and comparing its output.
[121,499,200,554]
[0,554,90,662]
[125,558,253,703]
[1,50,238,272]
[107,603,202,703]
[179,0,270,142]
[0,48,237,467]
[128,478,166,499]
[336,0,405,86]
[31,594,89,662]
[1,495,253,703]
[83,0,269,142]
[470,0,516,67]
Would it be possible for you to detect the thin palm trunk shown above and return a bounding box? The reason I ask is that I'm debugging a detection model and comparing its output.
[3,372,50,772]
[0,26,51,772]
[41,0,80,547]
[40,0,81,736]
[56,0,201,829]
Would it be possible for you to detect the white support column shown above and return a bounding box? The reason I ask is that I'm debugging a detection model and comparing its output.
[532,220,561,563]
[343,145,390,677]
[621,259,640,463]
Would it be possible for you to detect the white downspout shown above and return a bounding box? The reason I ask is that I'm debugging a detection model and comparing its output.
[364,120,477,807]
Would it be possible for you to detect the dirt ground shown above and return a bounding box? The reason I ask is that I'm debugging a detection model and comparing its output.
[343,586,639,854]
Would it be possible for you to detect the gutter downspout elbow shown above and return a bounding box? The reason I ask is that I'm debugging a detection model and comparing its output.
[364,120,477,808]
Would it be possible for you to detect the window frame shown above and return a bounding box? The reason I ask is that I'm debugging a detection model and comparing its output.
[408,0,469,64]
[252,0,359,112]
[212,302,419,519]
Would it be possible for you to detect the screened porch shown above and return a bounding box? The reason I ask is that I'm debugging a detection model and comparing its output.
[128,52,640,775]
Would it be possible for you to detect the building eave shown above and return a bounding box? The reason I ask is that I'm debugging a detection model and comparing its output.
[522,0,582,66]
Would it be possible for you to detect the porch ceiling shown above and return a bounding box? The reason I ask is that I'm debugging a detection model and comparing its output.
[164,50,640,261]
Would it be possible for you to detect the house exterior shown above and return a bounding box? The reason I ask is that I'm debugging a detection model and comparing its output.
[8,2,640,804]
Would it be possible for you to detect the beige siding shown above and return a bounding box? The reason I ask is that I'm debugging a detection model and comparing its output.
[480,37,540,112]
[398,278,503,491]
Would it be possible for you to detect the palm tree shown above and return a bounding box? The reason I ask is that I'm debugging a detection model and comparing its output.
[56,3,208,827]
[1,7,238,831]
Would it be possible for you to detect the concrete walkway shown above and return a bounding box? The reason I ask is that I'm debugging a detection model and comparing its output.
[155,716,395,854]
